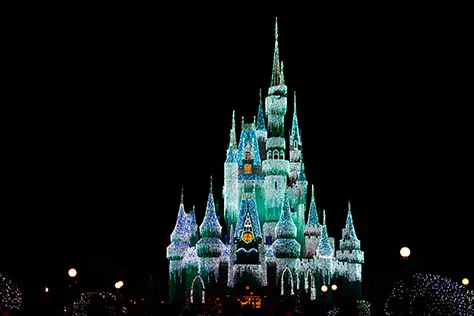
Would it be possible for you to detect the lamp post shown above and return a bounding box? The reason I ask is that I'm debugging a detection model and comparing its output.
[400,247,411,260]
[399,247,413,314]
[68,268,77,278]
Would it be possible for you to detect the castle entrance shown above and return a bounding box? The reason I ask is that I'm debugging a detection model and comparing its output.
[234,275,263,309]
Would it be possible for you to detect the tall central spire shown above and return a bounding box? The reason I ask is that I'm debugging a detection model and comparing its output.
[270,17,284,87]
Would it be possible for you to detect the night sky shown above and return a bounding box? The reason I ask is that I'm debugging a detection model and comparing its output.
[2,4,472,311]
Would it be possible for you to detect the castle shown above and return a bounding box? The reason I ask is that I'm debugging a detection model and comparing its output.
[166,19,364,307]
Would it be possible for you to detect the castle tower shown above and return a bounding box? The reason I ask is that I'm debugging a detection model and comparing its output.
[336,200,364,299]
[289,91,302,186]
[262,17,289,242]
[187,205,199,247]
[272,190,301,295]
[256,88,268,152]
[304,184,322,258]
[237,118,265,226]
[292,159,307,251]
[166,187,191,304]
[317,210,334,258]
[196,176,224,282]
[223,111,239,236]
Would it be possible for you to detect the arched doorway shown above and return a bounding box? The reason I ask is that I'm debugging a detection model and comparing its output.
[190,275,205,304]
[281,266,294,296]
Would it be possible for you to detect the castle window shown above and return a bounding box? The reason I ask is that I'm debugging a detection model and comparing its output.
[243,232,253,243]
[267,151,271,160]
[244,164,252,174]
[280,150,285,160]
[245,152,252,160]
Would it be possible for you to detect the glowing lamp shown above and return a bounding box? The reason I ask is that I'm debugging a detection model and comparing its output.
[115,281,124,289]
[331,284,337,291]
[68,268,77,278]
[45,287,49,293]
[321,285,328,293]
[462,278,469,286]
[400,247,411,259]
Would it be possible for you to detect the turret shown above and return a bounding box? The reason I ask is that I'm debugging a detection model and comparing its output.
[304,185,322,258]
[317,210,333,258]
[289,91,302,185]
[224,112,239,236]
[167,187,191,259]
[166,187,191,304]
[263,18,289,242]
[256,88,267,143]
[273,191,300,258]
[187,205,199,247]
[272,190,301,294]
[336,200,364,299]
[196,176,224,281]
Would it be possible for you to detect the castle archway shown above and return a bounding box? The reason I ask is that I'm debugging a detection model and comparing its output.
[190,274,205,304]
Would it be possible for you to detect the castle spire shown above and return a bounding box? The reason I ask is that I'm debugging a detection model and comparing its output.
[306,184,320,226]
[230,110,237,149]
[273,189,301,258]
[296,152,307,182]
[199,175,222,238]
[170,188,191,243]
[270,17,284,87]
[256,88,267,131]
[290,91,301,146]
[344,199,358,240]
[275,190,297,239]
[318,209,333,257]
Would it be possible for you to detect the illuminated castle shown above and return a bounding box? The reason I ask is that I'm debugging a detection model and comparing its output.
[166,19,364,306]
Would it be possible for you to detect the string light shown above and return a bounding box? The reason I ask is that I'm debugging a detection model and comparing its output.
[71,292,127,316]
[384,273,474,315]
[166,18,365,305]
[0,273,22,311]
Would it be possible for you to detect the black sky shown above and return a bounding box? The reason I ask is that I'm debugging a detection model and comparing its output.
[2,4,472,307]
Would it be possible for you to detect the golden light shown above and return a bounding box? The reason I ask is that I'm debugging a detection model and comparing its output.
[115,281,124,289]
[245,285,250,290]
[331,284,338,291]
[68,268,77,278]
[45,287,49,293]
[321,285,328,292]
[400,247,411,258]
[462,278,469,286]
[243,232,253,242]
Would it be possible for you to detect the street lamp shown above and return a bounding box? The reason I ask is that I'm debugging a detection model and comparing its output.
[321,285,328,293]
[462,278,469,286]
[400,247,411,259]
[68,268,77,278]
[45,287,49,293]
[331,284,337,291]
[115,281,124,289]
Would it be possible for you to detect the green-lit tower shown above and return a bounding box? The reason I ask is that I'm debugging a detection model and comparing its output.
[262,17,289,243]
